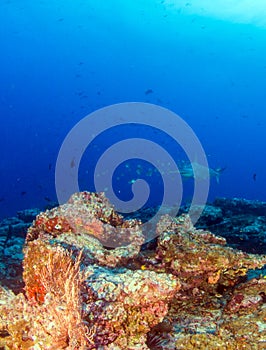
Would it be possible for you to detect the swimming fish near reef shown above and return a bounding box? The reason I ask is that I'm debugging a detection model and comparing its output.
[123,160,225,184]
[175,161,225,184]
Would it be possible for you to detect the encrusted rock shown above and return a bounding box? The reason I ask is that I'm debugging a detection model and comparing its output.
[214,197,266,216]
[154,214,266,292]
[19,192,179,348]
[82,266,179,348]
[0,192,265,349]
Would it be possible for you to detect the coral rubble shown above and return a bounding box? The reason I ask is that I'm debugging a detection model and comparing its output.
[0,192,265,349]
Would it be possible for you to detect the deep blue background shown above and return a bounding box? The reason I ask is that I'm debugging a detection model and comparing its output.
[1,0,266,219]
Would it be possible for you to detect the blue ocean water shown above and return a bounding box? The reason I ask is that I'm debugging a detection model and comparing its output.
[1,0,266,219]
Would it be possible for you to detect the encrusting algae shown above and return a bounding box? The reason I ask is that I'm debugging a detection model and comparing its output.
[0,191,265,349]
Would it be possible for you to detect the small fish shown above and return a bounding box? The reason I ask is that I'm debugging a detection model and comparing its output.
[48,163,52,170]
[44,196,52,202]
[253,173,257,181]
[128,179,137,185]
[21,191,27,196]
[145,89,153,95]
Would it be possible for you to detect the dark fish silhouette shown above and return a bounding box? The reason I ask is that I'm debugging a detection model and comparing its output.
[145,89,153,95]
[253,173,257,181]
[70,158,75,168]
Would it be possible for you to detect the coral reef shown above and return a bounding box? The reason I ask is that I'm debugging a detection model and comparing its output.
[1,192,179,349]
[174,277,266,349]
[0,250,89,349]
[155,214,265,288]
[0,192,265,349]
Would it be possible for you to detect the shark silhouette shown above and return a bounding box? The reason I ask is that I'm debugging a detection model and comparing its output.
[177,161,225,183]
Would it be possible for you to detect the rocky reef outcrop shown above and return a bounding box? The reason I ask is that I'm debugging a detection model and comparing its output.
[190,197,266,254]
[0,193,265,349]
